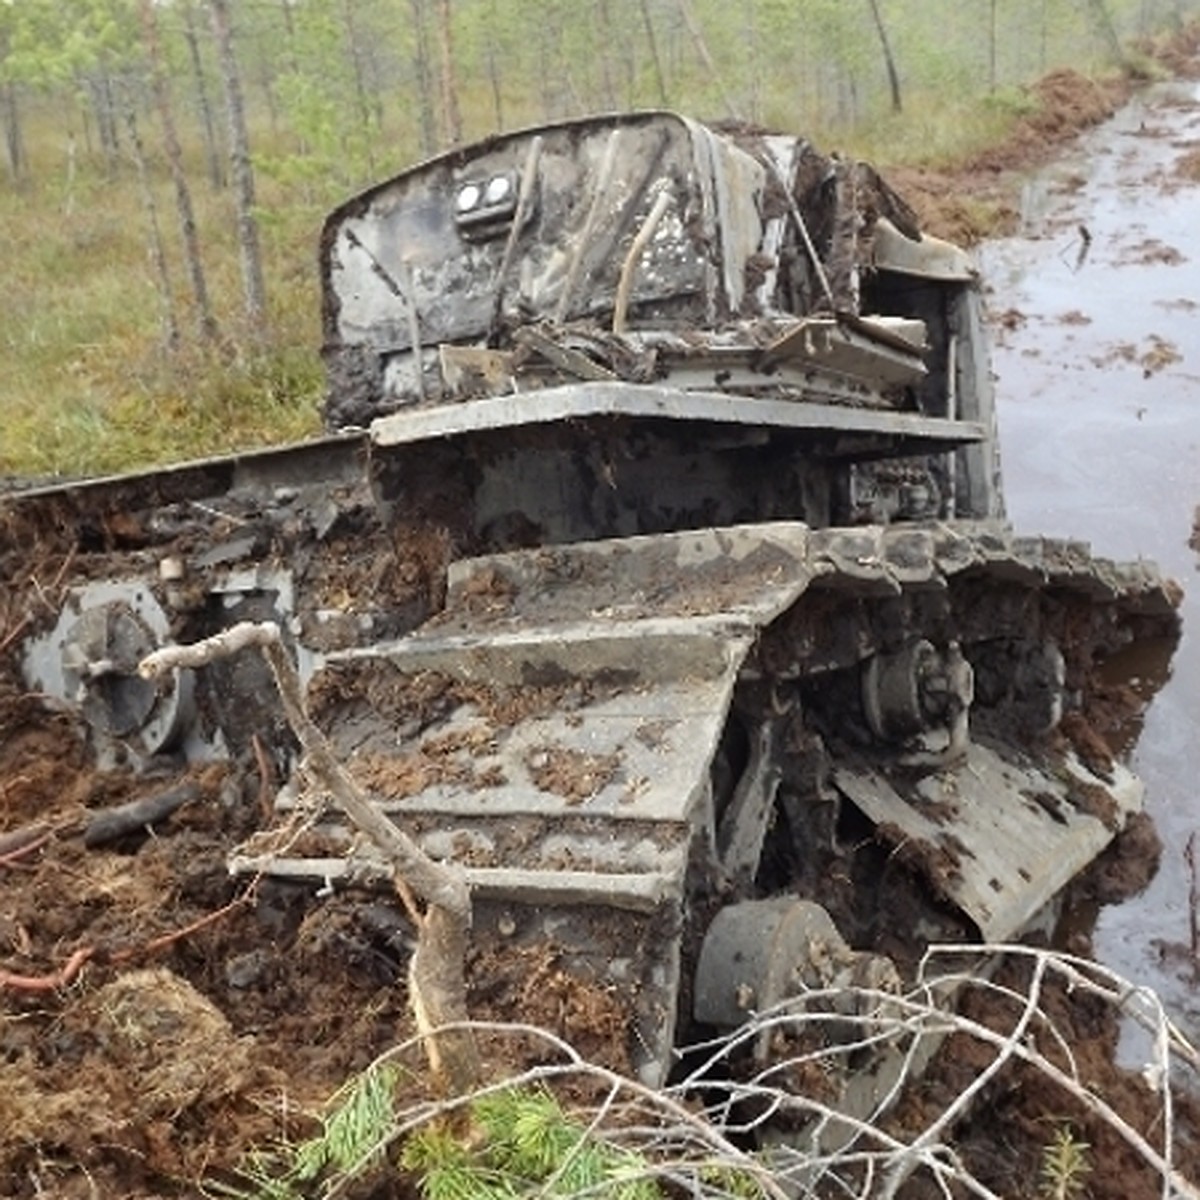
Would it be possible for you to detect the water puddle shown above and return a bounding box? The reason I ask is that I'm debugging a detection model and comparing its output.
[979,81,1200,1047]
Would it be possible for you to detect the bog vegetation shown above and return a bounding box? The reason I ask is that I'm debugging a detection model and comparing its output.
[0,0,1197,477]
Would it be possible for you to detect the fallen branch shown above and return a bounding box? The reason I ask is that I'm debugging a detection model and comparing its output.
[83,781,201,848]
[140,621,482,1094]
[0,614,31,656]
[0,946,95,993]
[0,823,52,865]
[110,877,259,963]
[0,879,258,994]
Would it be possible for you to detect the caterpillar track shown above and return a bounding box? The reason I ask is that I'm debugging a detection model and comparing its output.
[1,110,1181,1106]
[230,518,1176,1085]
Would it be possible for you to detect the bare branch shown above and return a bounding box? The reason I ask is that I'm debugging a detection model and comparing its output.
[140,620,481,1093]
[261,944,1198,1200]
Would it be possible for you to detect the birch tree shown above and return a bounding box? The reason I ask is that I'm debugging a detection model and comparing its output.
[436,0,462,145]
[120,78,180,351]
[0,9,25,184]
[408,0,438,153]
[209,0,267,331]
[139,0,218,342]
[180,0,224,190]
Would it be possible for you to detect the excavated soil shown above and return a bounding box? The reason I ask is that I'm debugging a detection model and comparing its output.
[5,680,1187,1198]
[889,20,1200,245]
[6,37,1200,1199]
[1,555,1191,1197]
[891,955,1200,1200]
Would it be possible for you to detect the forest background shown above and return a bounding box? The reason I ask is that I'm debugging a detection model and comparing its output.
[2,0,1198,479]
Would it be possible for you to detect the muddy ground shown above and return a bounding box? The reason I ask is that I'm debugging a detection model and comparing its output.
[5,38,1200,1200]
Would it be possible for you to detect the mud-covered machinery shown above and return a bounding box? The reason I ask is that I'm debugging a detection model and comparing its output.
[6,113,1180,1093]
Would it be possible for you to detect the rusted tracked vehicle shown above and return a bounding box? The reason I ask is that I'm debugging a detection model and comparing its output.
[6,113,1180,1092]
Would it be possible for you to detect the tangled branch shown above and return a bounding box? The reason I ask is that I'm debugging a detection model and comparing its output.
[235,946,1199,1200]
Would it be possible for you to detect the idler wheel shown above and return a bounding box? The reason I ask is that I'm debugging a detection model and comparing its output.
[62,604,159,737]
[861,639,974,745]
[693,897,898,1034]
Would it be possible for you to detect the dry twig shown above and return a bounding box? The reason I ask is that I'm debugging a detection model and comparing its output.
[139,620,482,1094]
[0,947,95,993]
[265,942,1199,1200]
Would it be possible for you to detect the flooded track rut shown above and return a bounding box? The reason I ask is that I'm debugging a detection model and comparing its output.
[981,80,1200,1043]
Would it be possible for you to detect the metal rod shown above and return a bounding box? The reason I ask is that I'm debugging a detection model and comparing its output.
[613,188,672,335]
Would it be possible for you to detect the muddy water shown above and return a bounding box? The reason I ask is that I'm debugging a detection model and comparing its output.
[978,83,1200,1041]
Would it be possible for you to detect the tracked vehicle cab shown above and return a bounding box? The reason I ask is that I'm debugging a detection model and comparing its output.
[320,112,1000,548]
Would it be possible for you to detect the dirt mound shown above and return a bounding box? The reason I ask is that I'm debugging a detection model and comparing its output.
[1139,20,1200,79]
[895,22,1200,244]
[889,69,1129,245]
[1,970,259,1177]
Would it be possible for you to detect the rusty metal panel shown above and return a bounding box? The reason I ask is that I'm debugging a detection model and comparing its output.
[834,747,1142,940]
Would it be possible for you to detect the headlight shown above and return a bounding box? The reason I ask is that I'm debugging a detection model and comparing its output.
[484,174,512,205]
[455,182,482,213]
[453,170,521,237]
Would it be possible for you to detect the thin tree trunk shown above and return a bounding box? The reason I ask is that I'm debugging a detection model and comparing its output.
[139,622,483,1096]
[256,53,280,140]
[989,0,998,92]
[340,0,377,175]
[1,81,24,183]
[362,37,386,131]
[436,0,462,145]
[866,0,903,114]
[639,0,669,106]
[139,0,218,343]
[486,0,504,130]
[100,72,121,172]
[277,0,306,160]
[209,0,267,332]
[674,0,738,119]
[182,0,224,190]
[1083,0,1131,69]
[536,19,554,120]
[62,132,77,215]
[552,10,586,116]
[87,74,119,176]
[409,0,437,155]
[279,0,300,73]
[597,0,618,111]
[76,84,95,159]
[747,0,761,123]
[122,87,181,353]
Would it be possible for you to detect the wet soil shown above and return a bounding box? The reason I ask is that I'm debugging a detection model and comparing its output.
[890,68,1134,246]
[891,954,1200,1200]
[892,62,1200,1200]
[890,22,1200,247]
[5,46,1200,1200]
[0,697,637,1197]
